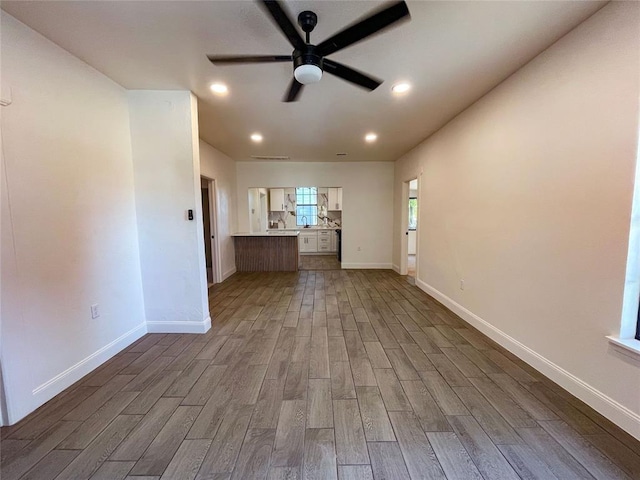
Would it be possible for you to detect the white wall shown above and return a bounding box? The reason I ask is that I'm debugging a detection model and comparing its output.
[129,91,210,334]
[394,2,640,439]
[1,13,146,423]
[199,140,237,281]
[236,162,394,268]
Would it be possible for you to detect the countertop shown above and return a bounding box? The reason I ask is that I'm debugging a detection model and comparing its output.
[268,226,341,231]
[232,231,300,237]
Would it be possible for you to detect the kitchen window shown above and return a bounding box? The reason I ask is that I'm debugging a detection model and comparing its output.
[296,187,318,226]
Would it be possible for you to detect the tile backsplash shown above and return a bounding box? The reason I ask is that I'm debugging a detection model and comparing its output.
[268,187,342,229]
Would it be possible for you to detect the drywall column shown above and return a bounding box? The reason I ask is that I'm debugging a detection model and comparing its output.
[129,91,210,333]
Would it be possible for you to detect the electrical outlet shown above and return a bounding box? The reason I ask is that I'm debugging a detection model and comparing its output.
[460,280,465,291]
[91,304,100,319]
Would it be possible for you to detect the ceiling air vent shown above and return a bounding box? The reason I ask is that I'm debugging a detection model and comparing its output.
[250,155,291,161]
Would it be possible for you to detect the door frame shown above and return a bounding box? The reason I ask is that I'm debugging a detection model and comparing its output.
[400,177,420,277]
[201,176,221,284]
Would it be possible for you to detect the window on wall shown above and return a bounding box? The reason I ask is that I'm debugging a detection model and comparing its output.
[296,187,318,226]
[408,197,418,230]
[636,297,640,340]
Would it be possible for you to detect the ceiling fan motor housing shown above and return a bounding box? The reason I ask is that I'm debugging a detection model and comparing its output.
[293,46,322,70]
[293,45,323,83]
[293,10,322,84]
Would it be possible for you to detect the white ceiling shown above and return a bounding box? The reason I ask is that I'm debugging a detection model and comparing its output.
[2,0,606,162]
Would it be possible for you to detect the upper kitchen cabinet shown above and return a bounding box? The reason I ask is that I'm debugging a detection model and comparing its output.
[284,188,296,212]
[269,188,285,211]
[328,187,343,211]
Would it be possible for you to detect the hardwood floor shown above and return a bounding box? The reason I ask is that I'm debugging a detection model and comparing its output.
[300,255,341,271]
[2,268,639,479]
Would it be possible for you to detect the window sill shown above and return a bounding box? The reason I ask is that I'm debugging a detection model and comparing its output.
[607,335,640,360]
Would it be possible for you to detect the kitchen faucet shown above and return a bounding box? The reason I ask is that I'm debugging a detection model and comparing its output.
[301,215,309,228]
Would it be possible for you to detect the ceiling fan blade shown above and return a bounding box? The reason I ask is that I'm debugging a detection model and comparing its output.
[316,1,410,57]
[259,0,306,50]
[284,78,304,102]
[207,54,292,65]
[323,59,382,91]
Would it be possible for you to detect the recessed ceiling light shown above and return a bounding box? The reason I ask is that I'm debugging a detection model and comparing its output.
[250,133,263,143]
[391,82,411,94]
[210,83,228,95]
[365,133,378,143]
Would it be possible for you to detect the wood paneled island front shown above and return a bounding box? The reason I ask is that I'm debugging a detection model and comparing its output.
[232,231,300,272]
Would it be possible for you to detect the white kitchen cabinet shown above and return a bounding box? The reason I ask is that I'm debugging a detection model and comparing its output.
[284,187,296,212]
[299,231,318,253]
[269,188,285,211]
[328,187,342,211]
[317,230,332,253]
[331,231,338,252]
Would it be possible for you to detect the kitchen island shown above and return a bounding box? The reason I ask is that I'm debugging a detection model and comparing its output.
[232,231,300,272]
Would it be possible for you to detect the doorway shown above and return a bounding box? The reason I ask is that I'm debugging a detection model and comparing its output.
[407,179,418,280]
[201,177,219,286]
[400,178,419,281]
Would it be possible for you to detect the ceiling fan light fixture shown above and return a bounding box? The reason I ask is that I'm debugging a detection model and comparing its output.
[294,64,323,84]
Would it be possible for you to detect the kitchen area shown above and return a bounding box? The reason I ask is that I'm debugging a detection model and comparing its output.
[232,186,342,271]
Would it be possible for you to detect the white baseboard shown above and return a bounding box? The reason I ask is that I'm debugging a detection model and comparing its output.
[415,278,640,441]
[25,322,147,422]
[146,316,211,334]
[392,264,401,274]
[222,267,237,281]
[341,263,393,269]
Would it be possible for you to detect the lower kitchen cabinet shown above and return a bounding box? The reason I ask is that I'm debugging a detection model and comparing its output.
[299,231,318,253]
[298,230,338,253]
[317,230,333,253]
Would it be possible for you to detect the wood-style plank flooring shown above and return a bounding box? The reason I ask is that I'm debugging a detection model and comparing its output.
[300,255,341,271]
[2,269,640,479]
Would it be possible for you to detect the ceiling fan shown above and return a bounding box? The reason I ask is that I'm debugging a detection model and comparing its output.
[206,0,411,102]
